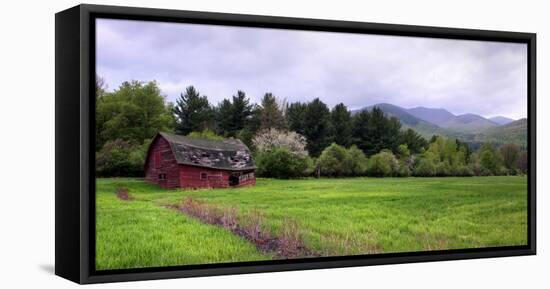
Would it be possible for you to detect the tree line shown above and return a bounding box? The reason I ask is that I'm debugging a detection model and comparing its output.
[95,79,527,178]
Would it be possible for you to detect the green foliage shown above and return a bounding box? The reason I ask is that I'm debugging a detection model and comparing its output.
[215,99,235,135]
[95,80,528,179]
[96,80,175,150]
[231,91,254,132]
[215,90,253,137]
[366,150,398,177]
[303,98,333,157]
[255,147,312,179]
[352,107,401,156]
[479,143,502,175]
[317,143,369,177]
[286,102,307,135]
[347,145,368,176]
[317,143,352,177]
[236,128,256,151]
[96,139,148,177]
[500,143,521,172]
[397,144,410,159]
[399,128,428,154]
[258,93,285,130]
[186,129,224,141]
[330,103,353,147]
[394,162,411,177]
[412,157,436,177]
[173,86,213,135]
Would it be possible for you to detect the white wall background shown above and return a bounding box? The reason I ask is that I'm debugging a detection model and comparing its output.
[0,0,546,287]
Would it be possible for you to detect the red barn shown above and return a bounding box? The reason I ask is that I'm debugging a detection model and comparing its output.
[145,132,256,189]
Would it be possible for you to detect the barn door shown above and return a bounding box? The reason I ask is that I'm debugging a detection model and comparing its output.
[229,174,239,186]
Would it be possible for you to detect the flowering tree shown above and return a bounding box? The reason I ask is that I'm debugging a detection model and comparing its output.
[252,128,308,156]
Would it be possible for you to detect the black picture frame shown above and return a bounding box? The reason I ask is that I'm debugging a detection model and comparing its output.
[55,4,536,284]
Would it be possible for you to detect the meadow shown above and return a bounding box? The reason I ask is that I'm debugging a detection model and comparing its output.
[96,176,527,270]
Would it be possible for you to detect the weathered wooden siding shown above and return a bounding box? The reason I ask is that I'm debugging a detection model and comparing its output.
[145,136,180,188]
[178,165,255,188]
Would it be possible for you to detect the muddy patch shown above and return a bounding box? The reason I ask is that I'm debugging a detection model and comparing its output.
[164,197,317,259]
[116,187,133,201]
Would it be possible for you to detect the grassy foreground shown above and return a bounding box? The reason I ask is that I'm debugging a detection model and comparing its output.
[96,176,527,270]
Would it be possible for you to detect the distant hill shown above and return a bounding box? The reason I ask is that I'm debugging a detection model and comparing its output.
[407,106,455,124]
[407,107,498,133]
[489,116,515,125]
[474,118,527,147]
[440,113,498,133]
[353,103,526,146]
[355,103,448,138]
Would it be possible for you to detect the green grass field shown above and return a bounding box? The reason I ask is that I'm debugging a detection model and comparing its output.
[96,176,527,270]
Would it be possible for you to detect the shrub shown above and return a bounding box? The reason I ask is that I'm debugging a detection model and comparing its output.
[187,129,224,141]
[255,147,312,179]
[479,143,501,174]
[412,157,436,177]
[347,145,368,176]
[453,165,474,177]
[394,161,411,177]
[96,139,146,177]
[366,150,397,177]
[317,143,352,176]
[435,161,452,176]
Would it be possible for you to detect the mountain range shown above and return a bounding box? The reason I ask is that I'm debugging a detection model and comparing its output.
[354,103,527,146]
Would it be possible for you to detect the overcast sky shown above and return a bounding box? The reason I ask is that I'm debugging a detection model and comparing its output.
[96,18,528,119]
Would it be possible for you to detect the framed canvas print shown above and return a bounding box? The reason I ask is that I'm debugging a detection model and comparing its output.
[55,4,536,284]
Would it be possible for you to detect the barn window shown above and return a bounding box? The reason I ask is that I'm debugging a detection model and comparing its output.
[154,151,161,168]
[158,173,166,180]
[201,172,208,180]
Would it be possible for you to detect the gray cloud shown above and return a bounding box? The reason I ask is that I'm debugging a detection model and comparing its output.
[96,18,527,119]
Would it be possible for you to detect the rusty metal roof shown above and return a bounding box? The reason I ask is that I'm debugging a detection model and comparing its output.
[159,132,256,171]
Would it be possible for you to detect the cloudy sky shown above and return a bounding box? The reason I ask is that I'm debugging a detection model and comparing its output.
[96,18,527,119]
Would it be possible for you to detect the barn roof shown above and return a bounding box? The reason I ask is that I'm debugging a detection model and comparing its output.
[158,132,256,171]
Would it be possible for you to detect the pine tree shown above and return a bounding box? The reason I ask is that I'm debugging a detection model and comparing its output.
[303,98,332,157]
[351,107,401,156]
[286,102,307,135]
[330,103,352,147]
[399,128,428,154]
[173,86,212,135]
[258,93,285,130]
[215,99,234,136]
[230,90,253,134]
[215,91,253,137]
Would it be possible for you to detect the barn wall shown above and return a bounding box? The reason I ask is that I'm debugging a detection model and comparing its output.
[179,165,256,188]
[145,136,180,188]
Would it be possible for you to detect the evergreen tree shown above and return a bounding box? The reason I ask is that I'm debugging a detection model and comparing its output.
[286,102,307,135]
[230,90,253,135]
[500,143,520,171]
[303,98,332,157]
[330,103,352,147]
[173,86,212,135]
[351,107,401,156]
[399,128,428,154]
[258,93,285,130]
[215,99,233,136]
[214,91,253,137]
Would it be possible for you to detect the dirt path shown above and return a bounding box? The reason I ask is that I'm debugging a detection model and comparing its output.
[115,187,133,201]
[164,197,318,259]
